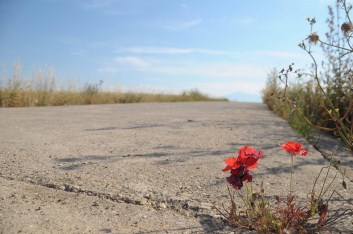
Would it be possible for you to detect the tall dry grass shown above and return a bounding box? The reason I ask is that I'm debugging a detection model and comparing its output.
[0,62,227,107]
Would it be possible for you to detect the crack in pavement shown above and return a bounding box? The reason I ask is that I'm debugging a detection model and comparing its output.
[0,174,219,220]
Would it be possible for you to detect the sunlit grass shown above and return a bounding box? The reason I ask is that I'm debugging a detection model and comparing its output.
[0,63,227,107]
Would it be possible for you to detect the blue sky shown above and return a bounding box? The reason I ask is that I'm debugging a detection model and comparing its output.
[0,0,336,102]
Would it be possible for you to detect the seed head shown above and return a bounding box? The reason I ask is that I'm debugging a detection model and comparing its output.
[341,22,353,36]
[308,32,319,45]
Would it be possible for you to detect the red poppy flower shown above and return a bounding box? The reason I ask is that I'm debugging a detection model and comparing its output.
[238,146,263,169]
[280,142,308,156]
[222,146,262,190]
[222,146,262,172]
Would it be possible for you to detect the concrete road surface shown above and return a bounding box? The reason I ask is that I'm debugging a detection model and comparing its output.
[1,102,352,233]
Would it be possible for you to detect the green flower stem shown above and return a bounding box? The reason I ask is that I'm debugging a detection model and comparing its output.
[245,182,252,208]
[290,153,294,194]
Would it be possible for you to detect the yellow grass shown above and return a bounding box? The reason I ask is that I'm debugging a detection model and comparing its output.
[0,63,227,107]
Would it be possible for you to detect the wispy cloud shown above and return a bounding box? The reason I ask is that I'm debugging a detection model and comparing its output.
[161,19,203,31]
[181,3,189,9]
[182,19,202,28]
[116,47,228,56]
[96,52,271,98]
[98,56,154,72]
[187,63,266,80]
[100,64,265,98]
[82,0,116,9]
[97,67,120,73]
[211,16,256,26]
[96,46,307,97]
[102,9,140,16]
[100,55,266,80]
[116,46,305,60]
[116,47,192,55]
[133,61,265,80]
[236,18,256,25]
[59,36,81,45]
[71,48,88,56]
[114,56,154,68]
[248,50,306,59]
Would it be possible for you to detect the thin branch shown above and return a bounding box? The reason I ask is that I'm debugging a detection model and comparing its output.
[319,39,353,52]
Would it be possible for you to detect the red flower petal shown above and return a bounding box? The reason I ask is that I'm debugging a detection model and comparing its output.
[237,146,262,169]
[223,146,263,172]
[224,157,237,166]
[299,148,308,156]
[246,161,258,169]
[222,157,239,171]
[222,165,232,172]
[280,142,308,156]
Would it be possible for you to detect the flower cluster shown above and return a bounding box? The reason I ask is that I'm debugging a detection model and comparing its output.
[222,146,262,190]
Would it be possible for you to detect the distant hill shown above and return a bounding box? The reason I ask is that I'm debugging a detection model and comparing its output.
[225,91,262,103]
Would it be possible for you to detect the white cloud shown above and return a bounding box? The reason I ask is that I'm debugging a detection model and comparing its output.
[236,18,256,26]
[59,36,81,45]
[181,19,202,29]
[86,41,110,49]
[116,46,305,60]
[97,54,269,97]
[116,47,228,55]
[82,0,115,9]
[98,48,307,81]
[211,17,256,26]
[249,50,306,59]
[71,48,88,56]
[117,47,193,55]
[96,47,307,97]
[99,53,267,80]
[111,56,266,81]
[102,9,140,16]
[97,67,120,73]
[98,56,154,72]
[188,63,266,80]
[136,62,266,81]
[114,56,154,68]
[181,3,188,9]
[162,19,203,31]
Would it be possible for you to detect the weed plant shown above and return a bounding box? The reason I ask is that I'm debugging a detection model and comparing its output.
[263,0,353,151]
[219,144,351,233]
[244,1,353,232]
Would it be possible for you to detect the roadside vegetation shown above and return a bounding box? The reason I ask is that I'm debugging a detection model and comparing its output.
[0,62,227,107]
[262,0,353,151]
[221,3,353,232]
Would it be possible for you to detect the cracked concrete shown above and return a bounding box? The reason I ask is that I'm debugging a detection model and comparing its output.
[0,102,352,233]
